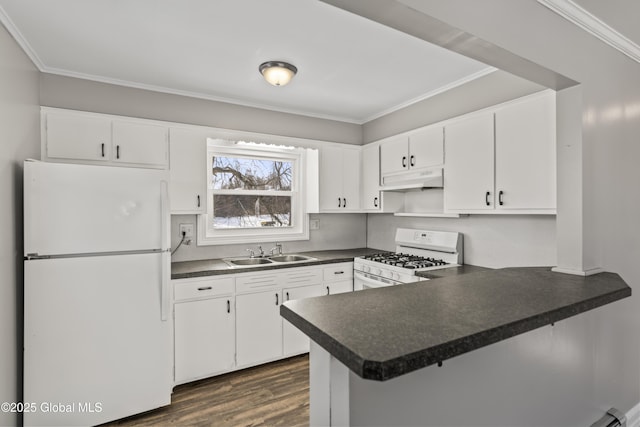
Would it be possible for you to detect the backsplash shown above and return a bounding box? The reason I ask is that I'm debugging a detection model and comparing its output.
[367,214,557,269]
[170,213,367,262]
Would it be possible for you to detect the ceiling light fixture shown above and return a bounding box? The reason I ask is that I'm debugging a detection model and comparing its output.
[259,61,297,86]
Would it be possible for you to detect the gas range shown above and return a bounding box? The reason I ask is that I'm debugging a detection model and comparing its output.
[354,229,463,288]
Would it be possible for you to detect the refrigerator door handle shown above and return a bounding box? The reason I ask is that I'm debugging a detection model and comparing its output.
[160,180,170,321]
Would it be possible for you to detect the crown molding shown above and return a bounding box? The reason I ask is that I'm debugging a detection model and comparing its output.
[0,5,45,69]
[537,0,640,64]
[362,66,497,123]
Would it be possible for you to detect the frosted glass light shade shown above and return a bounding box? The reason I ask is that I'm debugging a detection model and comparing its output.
[259,61,297,86]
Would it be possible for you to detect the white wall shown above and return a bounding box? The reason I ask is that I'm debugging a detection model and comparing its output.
[367,214,556,268]
[170,213,367,262]
[0,23,40,427]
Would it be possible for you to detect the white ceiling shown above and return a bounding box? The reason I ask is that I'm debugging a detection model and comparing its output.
[0,0,493,124]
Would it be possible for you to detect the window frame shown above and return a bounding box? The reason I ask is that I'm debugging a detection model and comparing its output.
[197,140,310,246]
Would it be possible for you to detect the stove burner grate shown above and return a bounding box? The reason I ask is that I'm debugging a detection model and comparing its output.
[362,252,449,269]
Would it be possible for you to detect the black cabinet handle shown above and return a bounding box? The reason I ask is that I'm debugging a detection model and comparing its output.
[338,197,341,208]
[275,293,279,305]
[197,286,212,291]
[334,271,344,275]
[101,143,105,158]
[343,198,346,208]
[227,300,230,313]
[116,145,120,159]
[374,197,378,207]
[410,155,415,167]
[286,292,290,301]
[499,190,504,206]
[326,286,330,295]
[402,156,407,168]
[485,191,490,206]
[197,194,201,208]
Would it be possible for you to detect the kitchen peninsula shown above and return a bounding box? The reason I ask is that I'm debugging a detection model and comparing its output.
[281,267,631,426]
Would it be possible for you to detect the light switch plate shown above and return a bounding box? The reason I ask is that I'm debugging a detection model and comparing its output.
[310,219,320,230]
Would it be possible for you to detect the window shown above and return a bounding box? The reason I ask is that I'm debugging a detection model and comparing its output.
[197,140,312,245]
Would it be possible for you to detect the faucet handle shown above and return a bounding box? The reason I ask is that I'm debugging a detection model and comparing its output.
[257,245,264,257]
[246,248,255,258]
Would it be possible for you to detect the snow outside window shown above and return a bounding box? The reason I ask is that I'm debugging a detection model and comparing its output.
[197,141,310,245]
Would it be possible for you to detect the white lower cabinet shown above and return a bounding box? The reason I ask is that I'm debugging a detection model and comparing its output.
[283,283,323,356]
[173,277,235,384]
[323,262,354,295]
[236,288,284,367]
[172,262,354,384]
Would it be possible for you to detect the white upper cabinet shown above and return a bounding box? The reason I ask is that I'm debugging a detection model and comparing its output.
[42,108,168,169]
[319,145,361,212]
[168,127,207,214]
[494,92,556,210]
[443,112,495,211]
[380,124,444,187]
[44,111,112,162]
[112,121,168,168]
[361,143,403,212]
[444,91,556,213]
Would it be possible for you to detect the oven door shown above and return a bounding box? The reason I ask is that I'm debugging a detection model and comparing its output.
[354,271,401,291]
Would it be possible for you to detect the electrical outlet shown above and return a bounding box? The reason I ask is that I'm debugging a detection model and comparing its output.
[310,219,320,230]
[179,223,194,239]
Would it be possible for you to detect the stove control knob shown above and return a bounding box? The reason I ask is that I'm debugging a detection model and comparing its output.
[373,268,381,276]
[392,272,400,281]
[363,266,370,273]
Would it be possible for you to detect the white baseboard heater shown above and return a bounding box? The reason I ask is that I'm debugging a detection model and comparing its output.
[592,408,626,427]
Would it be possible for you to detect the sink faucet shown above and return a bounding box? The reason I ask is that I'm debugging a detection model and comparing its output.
[257,245,265,257]
[269,243,283,256]
[246,248,256,258]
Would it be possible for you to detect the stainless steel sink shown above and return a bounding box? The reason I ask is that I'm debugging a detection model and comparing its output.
[269,254,316,263]
[224,257,274,266]
[223,253,317,267]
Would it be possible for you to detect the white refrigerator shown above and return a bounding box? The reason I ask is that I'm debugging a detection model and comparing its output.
[23,160,172,426]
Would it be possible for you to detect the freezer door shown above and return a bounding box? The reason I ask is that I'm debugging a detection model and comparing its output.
[24,161,168,255]
[24,253,172,426]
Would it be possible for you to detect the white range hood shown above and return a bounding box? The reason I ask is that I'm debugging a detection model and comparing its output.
[380,166,443,191]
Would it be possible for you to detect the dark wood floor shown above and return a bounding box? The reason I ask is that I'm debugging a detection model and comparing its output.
[102,354,309,427]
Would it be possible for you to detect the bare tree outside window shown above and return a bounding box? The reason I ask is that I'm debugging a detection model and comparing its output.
[211,155,293,229]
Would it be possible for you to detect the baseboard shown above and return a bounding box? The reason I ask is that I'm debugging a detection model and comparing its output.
[627,402,640,427]
[551,266,605,276]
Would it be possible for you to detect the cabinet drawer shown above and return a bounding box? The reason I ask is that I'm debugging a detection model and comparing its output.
[174,277,234,302]
[236,273,280,293]
[323,262,353,281]
[283,268,322,285]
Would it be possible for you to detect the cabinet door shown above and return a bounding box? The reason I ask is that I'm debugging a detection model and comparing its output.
[169,127,207,213]
[45,111,111,162]
[341,147,361,211]
[408,125,443,170]
[326,280,353,295]
[112,121,168,168]
[361,144,380,210]
[380,136,408,175]
[283,284,323,356]
[236,290,283,367]
[174,296,235,383]
[319,146,344,211]
[444,113,495,211]
[495,93,556,210]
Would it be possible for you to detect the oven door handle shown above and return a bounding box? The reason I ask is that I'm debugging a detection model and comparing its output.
[354,271,398,288]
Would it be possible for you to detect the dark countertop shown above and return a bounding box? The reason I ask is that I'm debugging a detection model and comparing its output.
[280,267,631,381]
[171,247,385,279]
